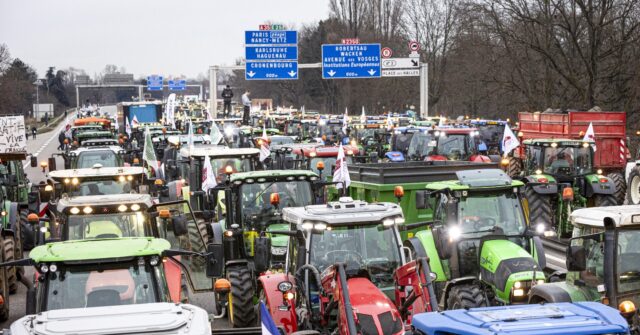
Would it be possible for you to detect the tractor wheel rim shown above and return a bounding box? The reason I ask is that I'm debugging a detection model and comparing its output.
[632,176,640,204]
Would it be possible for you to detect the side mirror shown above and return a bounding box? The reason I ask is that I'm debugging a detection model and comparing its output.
[48,157,57,172]
[432,226,452,259]
[253,236,271,274]
[415,191,431,210]
[566,245,586,271]
[30,156,37,168]
[172,215,188,237]
[206,243,224,278]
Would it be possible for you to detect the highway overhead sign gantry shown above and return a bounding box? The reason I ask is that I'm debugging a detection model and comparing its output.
[245,29,298,81]
[146,75,163,91]
[168,79,187,90]
[322,43,381,79]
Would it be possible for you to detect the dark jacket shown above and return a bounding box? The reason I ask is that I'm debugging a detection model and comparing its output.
[58,131,65,143]
[222,88,234,102]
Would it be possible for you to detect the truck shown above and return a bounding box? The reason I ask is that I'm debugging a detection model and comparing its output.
[116,101,164,134]
[514,111,628,204]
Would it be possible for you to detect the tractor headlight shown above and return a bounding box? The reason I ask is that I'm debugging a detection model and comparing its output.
[535,223,546,235]
[70,207,80,214]
[513,288,525,297]
[277,281,293,292]
[448,226,462,241]
[131,204,141,211]
[514,281,522,289]
[271,246,287,256]
[537,279,545,285]
[83,206,93,214]
[382,218,395,226]
[301,221,314,230]
[40,264,49,273]
[49,264,57,272]
[597,169,603,175]
[314,223,327,230]
[149,256,159,266]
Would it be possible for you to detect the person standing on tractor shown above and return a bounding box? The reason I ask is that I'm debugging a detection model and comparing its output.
[57,130,65,150]
[221,85,234,118]
[241,90,251,125]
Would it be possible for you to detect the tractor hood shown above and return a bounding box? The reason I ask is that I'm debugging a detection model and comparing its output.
[425,155,447,161]
[346,277,404,335]
[8,303,211,335]
[479,238,545,302]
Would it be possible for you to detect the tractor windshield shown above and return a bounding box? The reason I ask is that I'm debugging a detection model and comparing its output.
[309,223,401,288]
[477,125,504,146]
[617,229,640,294]
[437,134,471,160]
[240,181,313,224]
[44,262,162,311]
[71,180,136,196]
[407,132,435,158]
[210,157,253,183]
[542,146,593,176]
[76,150,120,168]
[67,211,147,240]
[458,191,526,237]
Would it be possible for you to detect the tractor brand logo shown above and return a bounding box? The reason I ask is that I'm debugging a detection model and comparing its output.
[480,256,493,266]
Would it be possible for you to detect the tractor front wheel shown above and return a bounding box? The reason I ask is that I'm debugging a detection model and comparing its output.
[594,194,617,207]
[607,172,626,205]
[227,265,256,327]
[626,167,640,205]
[446,284,487,310]
[506,157,522,177]
[3,237,16,294]
[525,185,553,231]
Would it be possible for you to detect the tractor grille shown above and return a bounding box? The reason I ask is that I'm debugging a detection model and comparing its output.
[356,313,377,335]
[481,257,539,292]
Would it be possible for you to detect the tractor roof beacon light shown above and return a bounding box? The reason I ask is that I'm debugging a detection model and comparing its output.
[562,187,574,201]
[158,209,171,219]
[394,186,404,203]
[27,213,39,223]
[214,279,231,294]
[619,300,636,319]
[40,160,48,173]
[270,193,280,206]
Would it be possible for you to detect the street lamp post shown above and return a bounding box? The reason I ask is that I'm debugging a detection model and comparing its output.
[33,80,40,119]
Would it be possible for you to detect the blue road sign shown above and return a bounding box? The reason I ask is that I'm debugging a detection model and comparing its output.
[321,44,381,79]
[245,46,298,61]
[245,61,298,80]
[147,75,163,91]
[168,79,186,91]
[245,30,297,45]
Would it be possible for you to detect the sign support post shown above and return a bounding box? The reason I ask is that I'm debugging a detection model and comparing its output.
[420,63,428,118]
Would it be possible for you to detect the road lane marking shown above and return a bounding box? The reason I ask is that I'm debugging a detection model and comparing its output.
[23,115,74,169]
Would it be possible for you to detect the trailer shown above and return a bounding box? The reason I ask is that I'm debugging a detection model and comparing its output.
[116,101,164,133]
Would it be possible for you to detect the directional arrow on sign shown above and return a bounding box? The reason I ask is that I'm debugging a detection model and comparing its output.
[327,70,336,77]
[288,71,297,77]
[247,71,256,78]
[368,69,377,76]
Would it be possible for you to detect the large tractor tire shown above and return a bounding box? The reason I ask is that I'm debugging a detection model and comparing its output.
[3,237,16,294]
[525,185,553,230]
[594,194,617,207]
[196,220,209,245]
[506,157,523,177]
[446,284,487,310]
[607,172,626,205]
[626,167,640,205]
[0,265,9,322]
[227,265,256,327]
[19,209,34,251]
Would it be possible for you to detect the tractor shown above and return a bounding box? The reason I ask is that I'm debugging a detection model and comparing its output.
[404,169,547,309]
[529,205,640,332]
[206,170,324,328]
[519,139,617,241]
[50,143,128,170]
[2,237,221,316]
[405,127,492,163]
[254,198,428,334]
[467,119,508,155]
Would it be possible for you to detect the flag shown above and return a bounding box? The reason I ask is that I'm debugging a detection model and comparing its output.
[209,121,223,145]
[187,120,194,149]
[201,155,217,191]
[125,116,131,137]
[386,113,393,130]
[260,301,279,335]
[166,93,176,127]
[501,124,520,155]
[583,122,596,152]
[360,106,366,123]
[259,125,270,162]
[132,115,139,128]
[301,105,305,118]
[342,107,348,134]
[205,108,213,121]
[333,144,351,189]
[142,127,160,178]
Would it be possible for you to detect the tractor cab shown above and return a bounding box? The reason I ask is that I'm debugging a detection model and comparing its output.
[44,166,145,201]
[530,205,640,330]
[72,129,115,148]
[407,169,546,308]
[284,119,316,141]
[351,122,391,159]
[11,237,221,315]
[406,127,488,162]
[317,118,344,144]
[295,145,358,180]
[57,145,126,170]
[468,119,508,155]
[523,139,597,182]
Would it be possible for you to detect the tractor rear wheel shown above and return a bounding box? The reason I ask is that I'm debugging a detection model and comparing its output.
[607,172,626,205]
[196,220,209,245]
[227,265,256,327]
[594,194,617,207]
[446,284,487,310]
[3,237,16,294]
[20,209,34,251]
[626,167,640,205]
[506,157,522,177]
[525,185,553,230]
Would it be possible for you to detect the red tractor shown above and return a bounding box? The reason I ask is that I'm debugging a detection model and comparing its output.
[253,198,438,334]
[406,127,494,163]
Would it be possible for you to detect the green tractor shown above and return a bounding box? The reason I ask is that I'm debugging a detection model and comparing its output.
[520,139,617,239]
[529,205,640,331]
[404,169,546,309]
[207,170,323,327]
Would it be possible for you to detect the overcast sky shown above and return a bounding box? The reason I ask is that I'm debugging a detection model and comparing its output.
[0,0,329,79]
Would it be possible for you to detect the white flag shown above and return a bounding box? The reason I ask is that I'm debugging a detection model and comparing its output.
[205,108,213,121]
[209,122,223,145]
[583,122,596,152]
[301,105,305,117]
[333,144,351,189]
[259,125,270,162]
[187,120,194,150]
[201,155,218,191]
[166,93,176,127]
[386,113,393,130]
[342,107,348,134]
[501,123,520,155]
[360,106,366,124]
[132,115,139,128]
[125,116,131,137]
